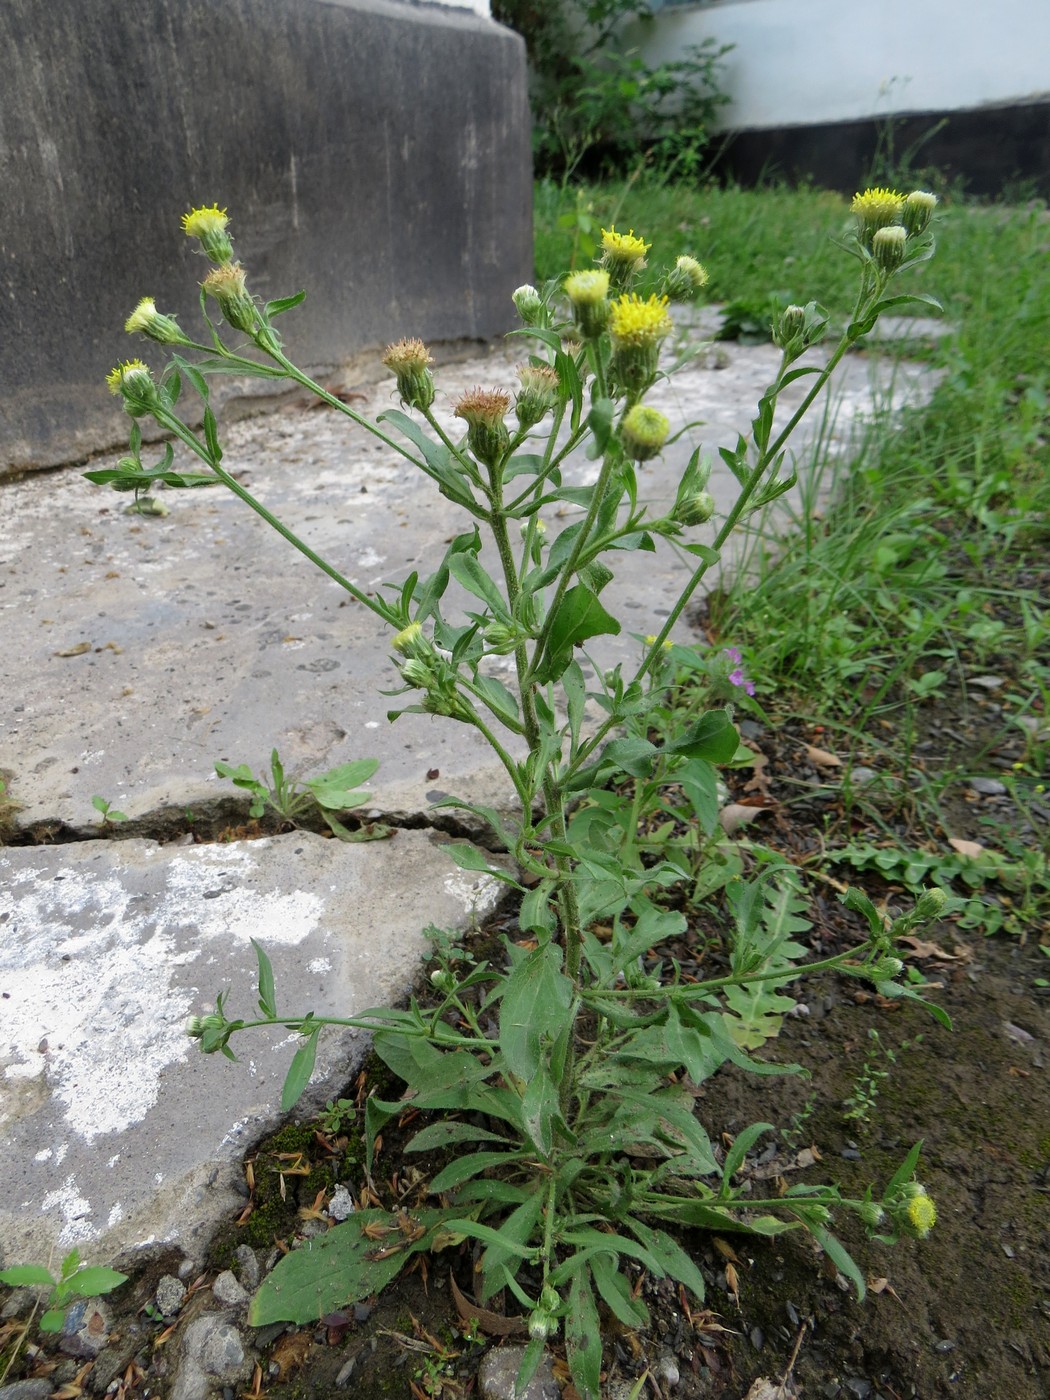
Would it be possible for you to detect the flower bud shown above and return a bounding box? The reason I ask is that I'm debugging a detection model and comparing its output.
[564,270,611,340]
[902,190,937,237]
[869,956,904,981]
[392,621,429,659]
[914,887,948,921]
[515,364,559,429]
[662,254,709,302]
[872,224,907,274]
[539,1284,560,1314]
[202,263,258,334]
[105,359,161,417]
[124,297,188,346]
[399,658,434,689]
[599,225,651,291]
[382,338,435,413]
[430,968,456,993]
[181,204,234,263]
[454,387,511,470]
[512,284,544,326]
[856,1200,886,1229]
[674,490,715,526]
[773,304,807,350]
[621,404,670,462]
[483,621,519,654]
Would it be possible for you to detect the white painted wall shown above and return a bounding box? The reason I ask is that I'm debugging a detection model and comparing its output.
[418,0,491,15]
[631,0,1050,129]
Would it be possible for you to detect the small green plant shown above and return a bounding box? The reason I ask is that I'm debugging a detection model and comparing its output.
[843,1028,922,1130]
[96,192,948,1399]
[214,749,389,841]
[318,1098,357,1136]
[0,1249,127,1381]
[0,776,22,843]
[91,794,128,826]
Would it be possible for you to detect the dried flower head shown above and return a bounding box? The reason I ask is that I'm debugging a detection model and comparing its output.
[181,204,234,263]
[515,363,560,428]
[454,387,511,469]
[202,262,257,334]
[382,338,435,412]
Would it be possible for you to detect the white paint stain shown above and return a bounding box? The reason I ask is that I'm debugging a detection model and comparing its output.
[0,846,322,1142]
[40,1174,94,1245]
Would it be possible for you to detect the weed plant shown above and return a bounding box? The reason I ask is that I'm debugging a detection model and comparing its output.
[91,196,950,1398]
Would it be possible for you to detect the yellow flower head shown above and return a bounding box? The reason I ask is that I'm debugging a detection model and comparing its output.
[851,187,904,233]
[181,204,229,239]
[105,359,150,395]
[600,226,650,288]
[564,269,610,307]
[182,204,234,263]
[644,635,674,650]
[906,1192,937,1238]
[124,296,186,345]
[609,293,673,348]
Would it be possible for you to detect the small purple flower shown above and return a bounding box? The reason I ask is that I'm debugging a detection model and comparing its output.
[728,666,756,696]
[722,646,742,665]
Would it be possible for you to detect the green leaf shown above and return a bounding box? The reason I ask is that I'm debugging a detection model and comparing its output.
[429,1150,525,1194]
[442,1219,536,1260]
[566,1270,603,1400]
[405,1121,513,1152]
[663,708,738,763]
[252,939,277,1019]
[809,1223,866,1298]
[264,290,307,317]
[884,1140,924,1196]
[520,1064,561,1157]
[721,1121,775,1190]
[447,552,511,620]
[202,406,222,464]
[600,737,657,779]
[536,585,620,684]
[587,397,615,454]
[477,1191,546,1299]
[443,843,523,888]
[626,1220,706,1303]
[304,758,379,811]
[281,1028,320,1111]
[248,1209,449,1324]
[63,1267,127,1297]
[39,1309,66,1333]
[0,1265,55,1288]
[590,1252,648,1328]
[499,944,574,1080]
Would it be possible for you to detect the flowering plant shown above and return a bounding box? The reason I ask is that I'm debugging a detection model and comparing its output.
[95,193,947,1398]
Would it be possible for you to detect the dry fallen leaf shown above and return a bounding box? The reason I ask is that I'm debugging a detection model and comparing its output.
[719,803,771,835]
[948,836,985,859]
[271,1330,312,1379]
[743,751,772,797]
[54,641,92,657]
[449,1275,530,1337]
[804,744,842,768]
[740,1379,794,1400]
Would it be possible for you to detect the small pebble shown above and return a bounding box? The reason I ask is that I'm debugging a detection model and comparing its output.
[969,776,1006,796]
[155,1275,188,1317]
[933,1339,957,1353]
[335,1357,356,1386]
[655,1353,680,1388]
[844,1380,871,1399]
[233,1245,260,1291]
[328,1185,355,1222]
[212,1271,248,1307]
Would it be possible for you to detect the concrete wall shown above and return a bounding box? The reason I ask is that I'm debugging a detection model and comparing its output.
[635,0,1050,130]
[0,0,531,475]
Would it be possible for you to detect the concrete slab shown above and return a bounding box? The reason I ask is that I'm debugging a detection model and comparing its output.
[1,329,937,834]
[0,322,941,1267]
[0,831,504,1262]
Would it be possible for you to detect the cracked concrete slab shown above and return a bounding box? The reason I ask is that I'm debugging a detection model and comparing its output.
[0,831,503,1262]
[0,318,941,1266]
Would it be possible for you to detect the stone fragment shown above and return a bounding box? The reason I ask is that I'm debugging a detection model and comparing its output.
[232,1246,260,1291]
[211,1271,248,1307]
[478,1345,559,1400]
[155,1275,188,1316]
[327,1185,355,1222]
[0,1383,54,1400]
[171,1315,250,1400]
[59,1299,111,1358]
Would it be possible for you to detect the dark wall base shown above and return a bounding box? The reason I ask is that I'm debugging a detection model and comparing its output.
[710,99,1050,200]
[0,0,532,475]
